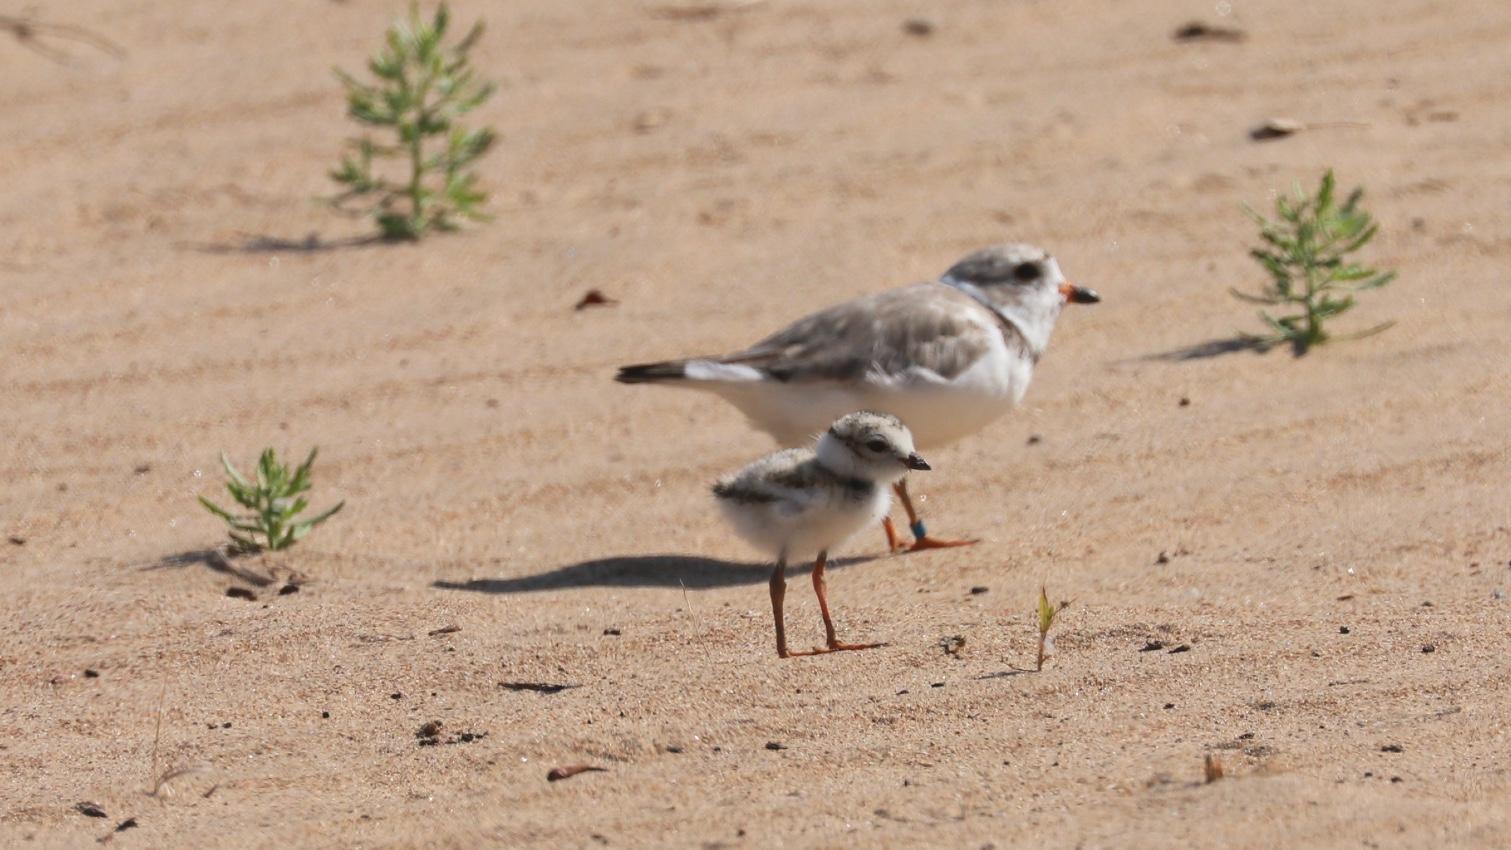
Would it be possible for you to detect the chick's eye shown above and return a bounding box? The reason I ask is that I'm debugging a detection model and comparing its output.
[1012,262,1041,282]
[865,438,889,453]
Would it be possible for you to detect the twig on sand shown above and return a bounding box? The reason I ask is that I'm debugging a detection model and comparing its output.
[1,13,125,64]
[147,678,167,795]
[648,0,767,21]
[145,677,208,798]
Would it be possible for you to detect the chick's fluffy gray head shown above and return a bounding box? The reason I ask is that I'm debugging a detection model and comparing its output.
[941,243,1098,356]
[817,411,930,483]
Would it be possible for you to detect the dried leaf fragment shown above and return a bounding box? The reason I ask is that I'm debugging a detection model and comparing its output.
[574,290,617,310]
[1204,754,1224,783]
[1173,21,1247,43]
[547,764,607,782]
[1250,117,1307,141]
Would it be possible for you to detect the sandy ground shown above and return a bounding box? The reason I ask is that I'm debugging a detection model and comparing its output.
[3,0,1510,846]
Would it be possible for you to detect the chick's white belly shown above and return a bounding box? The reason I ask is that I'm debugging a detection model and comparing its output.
[718,487,891,562]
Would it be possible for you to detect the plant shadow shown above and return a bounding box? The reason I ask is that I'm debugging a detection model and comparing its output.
[141,547,288,587]
[433,552,877,595]
[187,232,390,255]
[1139,335,1277,362]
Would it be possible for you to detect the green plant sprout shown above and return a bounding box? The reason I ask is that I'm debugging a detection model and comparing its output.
[1035,586,1070,672]
[1234,169,1397,354]
[329,3,495,240]
[199,448,344,554]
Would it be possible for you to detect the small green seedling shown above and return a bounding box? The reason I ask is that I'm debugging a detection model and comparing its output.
[329,3,496,240]
[199,448,344,554]
[1234,169,1397,354]
[1035,586,1070,672]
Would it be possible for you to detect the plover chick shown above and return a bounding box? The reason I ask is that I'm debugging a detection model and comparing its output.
[713,411,930,658]
[619,243,1097,552]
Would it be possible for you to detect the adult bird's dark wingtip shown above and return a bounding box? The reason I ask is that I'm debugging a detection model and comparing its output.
[615,361,687,384]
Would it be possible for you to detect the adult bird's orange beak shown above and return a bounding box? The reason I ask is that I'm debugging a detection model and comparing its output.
[1060,282,1101,304]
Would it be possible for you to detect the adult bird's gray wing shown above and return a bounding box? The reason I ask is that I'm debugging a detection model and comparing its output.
[718,283,1003,384]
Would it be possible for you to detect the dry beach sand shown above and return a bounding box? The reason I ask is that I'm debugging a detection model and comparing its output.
[2,0,1510,847]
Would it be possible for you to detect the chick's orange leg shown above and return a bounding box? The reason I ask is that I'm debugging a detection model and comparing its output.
[803,551,884,653]
[770,559,791,658]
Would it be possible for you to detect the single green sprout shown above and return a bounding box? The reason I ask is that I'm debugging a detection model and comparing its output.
[329,3,496,240]
[199,448,344,554]
[1234,169,1398,354]
[1035,586,1070,672]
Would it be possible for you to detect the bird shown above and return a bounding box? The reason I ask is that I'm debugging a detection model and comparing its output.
[618,243,1099,551]
[712,411,930,658]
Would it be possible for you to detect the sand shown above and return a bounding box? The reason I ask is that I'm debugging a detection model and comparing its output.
[3,0,1510,847]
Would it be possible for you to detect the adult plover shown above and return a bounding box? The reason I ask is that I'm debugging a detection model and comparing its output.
[713,412,929,658]
[619,243,1098,550]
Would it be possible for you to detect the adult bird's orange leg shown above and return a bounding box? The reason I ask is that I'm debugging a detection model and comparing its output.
[770,555,790,658]
[894,479,978,551]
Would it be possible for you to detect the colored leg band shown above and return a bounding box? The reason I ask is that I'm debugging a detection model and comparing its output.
[910,520,928,540]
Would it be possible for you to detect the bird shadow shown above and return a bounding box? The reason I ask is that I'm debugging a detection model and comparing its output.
[433,552,877,595]
[186,232,389,255]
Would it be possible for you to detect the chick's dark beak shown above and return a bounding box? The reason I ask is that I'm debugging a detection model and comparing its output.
[1059,282,1101,304]
[904,453,931,471]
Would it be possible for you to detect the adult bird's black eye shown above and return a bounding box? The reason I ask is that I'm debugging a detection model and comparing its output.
[865,438,889,453]
[1012,262,1041,282]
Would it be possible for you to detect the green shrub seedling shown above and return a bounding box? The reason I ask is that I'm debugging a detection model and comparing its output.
[199,448,344,554]
[1234,169,1397,354]
[329,3,496,240]
[1035,586,1070,672]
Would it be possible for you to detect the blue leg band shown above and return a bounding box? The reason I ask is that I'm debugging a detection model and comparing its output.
[910,520,928,540]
